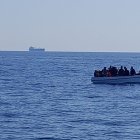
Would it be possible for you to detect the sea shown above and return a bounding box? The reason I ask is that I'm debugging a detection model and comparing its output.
[1,51,140,140]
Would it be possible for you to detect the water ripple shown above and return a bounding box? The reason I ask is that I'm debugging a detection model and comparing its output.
[1,52,140,139]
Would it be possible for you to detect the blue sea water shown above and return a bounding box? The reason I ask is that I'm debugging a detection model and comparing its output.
[1,51,140,140]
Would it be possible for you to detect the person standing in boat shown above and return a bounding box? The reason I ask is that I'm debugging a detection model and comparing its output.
[130,66,136,76]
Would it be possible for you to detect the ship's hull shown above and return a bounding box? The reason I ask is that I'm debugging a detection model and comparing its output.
[91,75,140,84]
[29,49,45,52]
[29,47,45,52]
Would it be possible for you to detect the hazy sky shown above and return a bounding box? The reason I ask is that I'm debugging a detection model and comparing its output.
[0,0,140,52]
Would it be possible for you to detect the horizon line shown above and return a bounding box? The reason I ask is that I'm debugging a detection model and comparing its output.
[0,50,140,53]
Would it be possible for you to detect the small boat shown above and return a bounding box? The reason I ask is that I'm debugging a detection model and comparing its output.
[29,46,45,52]
[91,75,140,84]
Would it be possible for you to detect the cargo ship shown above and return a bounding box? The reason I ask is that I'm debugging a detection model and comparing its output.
[29,46,45,52]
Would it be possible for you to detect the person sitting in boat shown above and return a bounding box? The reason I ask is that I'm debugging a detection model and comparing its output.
[118,66,124,76]
[94,70,98,77]
[108,66,113,77]
[124,67,129,76]
[130,66,136,76]
[111,66,118,76]
[102,67,107,76]
[94,70,102,77]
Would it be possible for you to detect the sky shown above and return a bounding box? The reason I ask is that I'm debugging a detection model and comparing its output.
[0,0,140,52]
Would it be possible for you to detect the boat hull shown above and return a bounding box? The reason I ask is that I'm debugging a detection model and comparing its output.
[91,75,140,84]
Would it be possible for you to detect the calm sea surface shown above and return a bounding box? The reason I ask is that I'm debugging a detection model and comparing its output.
[1,52,140,140]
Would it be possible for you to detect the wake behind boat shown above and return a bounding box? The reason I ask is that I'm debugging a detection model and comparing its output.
[91,66,140,84]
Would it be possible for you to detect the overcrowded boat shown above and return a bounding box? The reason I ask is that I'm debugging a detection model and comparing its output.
[91,66,140,84]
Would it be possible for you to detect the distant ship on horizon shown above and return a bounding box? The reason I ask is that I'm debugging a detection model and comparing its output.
[29,46,45,52]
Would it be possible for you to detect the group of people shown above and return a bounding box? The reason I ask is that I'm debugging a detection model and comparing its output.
[94,66,137,77]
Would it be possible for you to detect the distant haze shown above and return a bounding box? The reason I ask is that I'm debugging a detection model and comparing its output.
[0,0,140,52]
